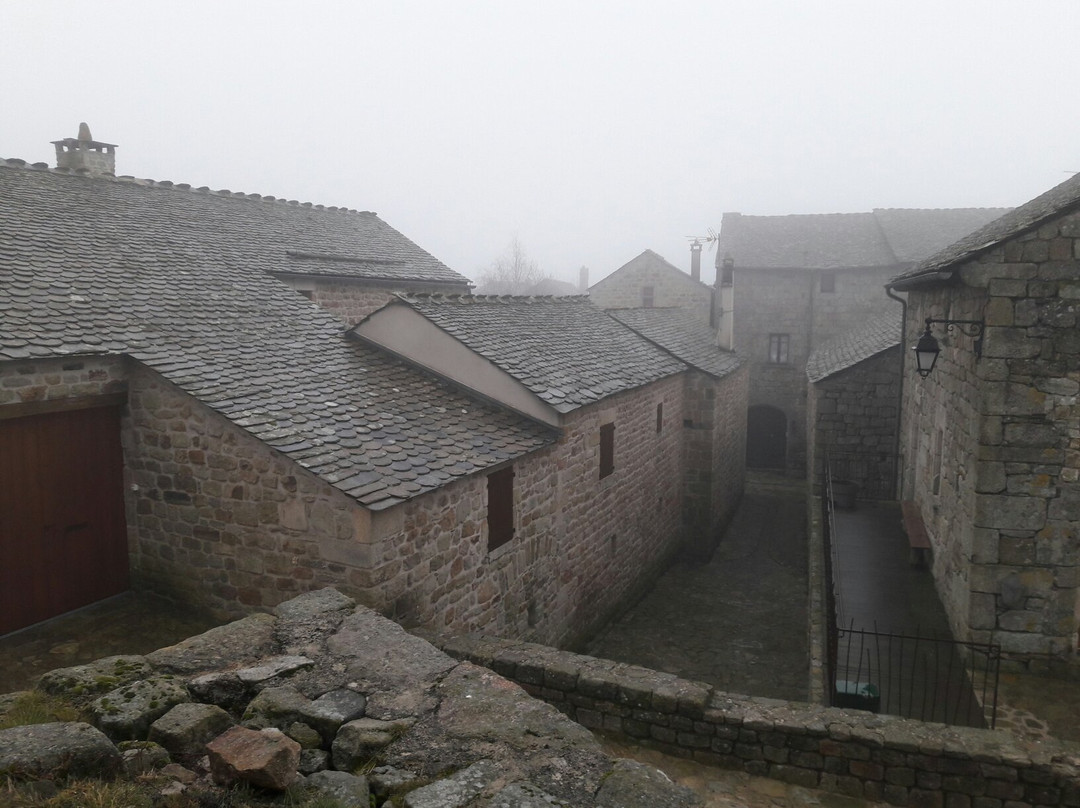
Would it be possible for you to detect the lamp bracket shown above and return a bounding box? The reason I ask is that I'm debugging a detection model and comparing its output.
[924,318,985,357]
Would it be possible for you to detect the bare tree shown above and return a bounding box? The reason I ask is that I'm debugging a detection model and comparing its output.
[475,236,544,295]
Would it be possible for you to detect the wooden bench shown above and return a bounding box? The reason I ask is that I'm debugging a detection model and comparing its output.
[901,501,932,568]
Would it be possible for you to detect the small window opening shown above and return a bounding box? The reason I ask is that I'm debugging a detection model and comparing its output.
[656,402,663,433]
[599,423,615,479]
[487,466,515,552]
[642,286,655,308]
[820,271,835,293]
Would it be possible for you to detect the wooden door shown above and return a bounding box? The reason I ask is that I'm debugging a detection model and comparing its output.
[0,405,128,635]
[746,405,787,469]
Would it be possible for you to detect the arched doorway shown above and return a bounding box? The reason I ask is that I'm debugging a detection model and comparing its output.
[746,405,787,469]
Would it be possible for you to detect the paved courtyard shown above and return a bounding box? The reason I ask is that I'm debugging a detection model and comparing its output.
[586,473,811,702]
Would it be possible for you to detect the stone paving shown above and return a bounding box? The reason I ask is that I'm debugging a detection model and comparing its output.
[586,473,810,702]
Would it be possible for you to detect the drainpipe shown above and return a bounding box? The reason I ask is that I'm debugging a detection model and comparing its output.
[886,283,907,501]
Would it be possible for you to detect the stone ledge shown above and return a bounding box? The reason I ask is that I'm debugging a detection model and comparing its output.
[433,633,1080,807]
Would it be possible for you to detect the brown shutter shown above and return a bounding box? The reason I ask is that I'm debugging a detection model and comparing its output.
[599,423,615,479]
[487,466,515,552]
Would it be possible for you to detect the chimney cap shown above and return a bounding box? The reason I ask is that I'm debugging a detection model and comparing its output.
[52,122,118,149]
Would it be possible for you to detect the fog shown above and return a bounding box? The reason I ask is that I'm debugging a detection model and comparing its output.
[3,1,1078,286]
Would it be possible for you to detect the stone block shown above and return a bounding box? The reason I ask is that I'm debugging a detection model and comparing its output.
[92,677,192,742]
[148,702,235,757]
[968,593,998,630]
[974,495,1045,530]
[206,726,300,791]
[983,327,1041,359]
[0,722,121,779]
[975,462,1006,493]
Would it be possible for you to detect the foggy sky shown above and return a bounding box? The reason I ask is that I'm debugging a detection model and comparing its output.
[4,1,1078,287]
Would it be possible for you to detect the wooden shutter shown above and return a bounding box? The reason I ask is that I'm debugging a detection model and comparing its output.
[599,423,615,479]
[487,466,515,552]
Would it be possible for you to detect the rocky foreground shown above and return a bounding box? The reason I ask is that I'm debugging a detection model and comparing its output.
[0,588,700,807]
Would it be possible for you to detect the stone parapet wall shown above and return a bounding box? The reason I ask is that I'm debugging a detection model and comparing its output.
[435,634,1080,808]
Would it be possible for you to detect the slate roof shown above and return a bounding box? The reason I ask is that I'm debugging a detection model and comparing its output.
[0,160,554,510]
[806,310,903,382]
[717,208,1010,270]
[607,308,741,379]
[386,295,688,412]
[890,173,1080,288]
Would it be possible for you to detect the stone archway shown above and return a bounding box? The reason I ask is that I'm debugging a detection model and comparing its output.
[746,405,787,469]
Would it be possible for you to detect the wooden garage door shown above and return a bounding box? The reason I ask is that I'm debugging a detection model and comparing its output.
[0,404,129,635]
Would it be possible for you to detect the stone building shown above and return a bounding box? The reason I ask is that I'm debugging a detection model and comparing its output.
[0,129,745,649]
[717,208,1009,476]
[887,174,1080,666]
[588,248,714,325]
[805,313,902,498]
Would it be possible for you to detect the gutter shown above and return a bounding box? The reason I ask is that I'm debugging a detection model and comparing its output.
[885,284,908,500]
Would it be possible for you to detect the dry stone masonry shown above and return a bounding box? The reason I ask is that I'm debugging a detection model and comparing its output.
[0,589,702,807]
[436,633,1080,808]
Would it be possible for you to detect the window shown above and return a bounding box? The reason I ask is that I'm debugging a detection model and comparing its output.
[656,402,663,434]
[768,334,790,364]
[820,271,835,293]
[599,423,615,479]
[487,466,515,552]
[297,289,314,300]
[642,286,655,308]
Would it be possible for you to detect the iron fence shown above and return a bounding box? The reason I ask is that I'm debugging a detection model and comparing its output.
[835,621,999,728]
[825,451,897,502]
[822,463,1000,728]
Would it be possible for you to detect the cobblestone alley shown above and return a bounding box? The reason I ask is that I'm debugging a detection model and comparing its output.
[586,474,810,702]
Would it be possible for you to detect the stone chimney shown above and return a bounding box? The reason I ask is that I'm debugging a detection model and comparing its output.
[52,123,117,175]
[579,265,589,292]
[690,240,702,282]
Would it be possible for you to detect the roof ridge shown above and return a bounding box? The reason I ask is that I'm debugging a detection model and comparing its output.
[0,156,373,216]
[400,292,592,304]
[872,206,1014,213]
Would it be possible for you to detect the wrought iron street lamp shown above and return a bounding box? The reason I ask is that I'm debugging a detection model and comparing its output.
[913,318,985,377]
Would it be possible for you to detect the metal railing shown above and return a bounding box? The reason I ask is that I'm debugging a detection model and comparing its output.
[835,621,999,728]
[822,462,1000,728]
[825,451,896,501]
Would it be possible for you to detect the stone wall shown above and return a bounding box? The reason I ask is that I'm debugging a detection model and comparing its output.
[807,348,901,496]
[276,279,466,327]
[682,365,749,557]
[436,633,1080,808]
[372,374,695,650]
[737,266,899,476]
[2,354,743,654]
[590,259,712,325]
[0,355,128,406]
[901,210,1080,662]
[123,363,368,616]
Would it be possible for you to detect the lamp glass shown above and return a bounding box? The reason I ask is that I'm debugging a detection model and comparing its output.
[913,330,940,377]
